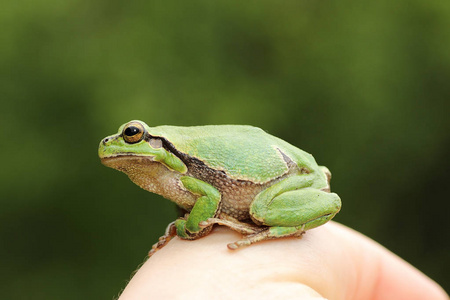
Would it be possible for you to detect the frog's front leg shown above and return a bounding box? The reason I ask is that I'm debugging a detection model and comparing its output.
[148,177,220,257]
[174,176,221,239]
[229,175,341,249]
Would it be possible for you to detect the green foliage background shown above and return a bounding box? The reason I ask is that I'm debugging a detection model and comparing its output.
[1,0,449,298]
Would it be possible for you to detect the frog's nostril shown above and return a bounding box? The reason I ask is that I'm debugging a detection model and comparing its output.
[103,137,109,144]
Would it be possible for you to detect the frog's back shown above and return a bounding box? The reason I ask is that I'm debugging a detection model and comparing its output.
[148,125,319,183]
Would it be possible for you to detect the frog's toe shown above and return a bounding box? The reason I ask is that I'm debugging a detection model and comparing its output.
[227,230,271,250]
[198,221,209,228]
[227,242,239,250]
[227,240,251,250]
[198,218,217,228]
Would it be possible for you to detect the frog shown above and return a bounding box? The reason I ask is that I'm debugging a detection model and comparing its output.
[98,120,341,256]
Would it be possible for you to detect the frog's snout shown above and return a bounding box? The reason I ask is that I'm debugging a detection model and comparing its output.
[99,135,117,158]
[101,134,118,145]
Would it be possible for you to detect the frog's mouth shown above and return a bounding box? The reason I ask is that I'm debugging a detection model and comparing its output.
[101,155,173,182]
[100,154,156,171]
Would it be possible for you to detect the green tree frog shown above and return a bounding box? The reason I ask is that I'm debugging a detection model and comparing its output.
[99,121,341,255]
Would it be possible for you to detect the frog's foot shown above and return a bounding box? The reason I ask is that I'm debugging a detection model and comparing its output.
[199,214,263,235]
[227,225,306,250]
[148,221,177,257]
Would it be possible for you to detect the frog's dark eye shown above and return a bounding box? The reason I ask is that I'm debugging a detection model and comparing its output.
[122,122,145,144]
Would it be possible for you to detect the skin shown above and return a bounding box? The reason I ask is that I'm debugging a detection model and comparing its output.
[99,121,341,254]
[117,223,448,300]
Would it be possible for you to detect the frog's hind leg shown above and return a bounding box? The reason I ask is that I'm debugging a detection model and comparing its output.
[227,176,341,250]
[227,213,335,250]
[198,214,307,249]
[199,213,263,235]
[227,225,305,250]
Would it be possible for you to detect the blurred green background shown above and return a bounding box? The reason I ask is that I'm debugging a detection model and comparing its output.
[1,0,449,298]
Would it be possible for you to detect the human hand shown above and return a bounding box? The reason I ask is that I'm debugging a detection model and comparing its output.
[118,222,447,299]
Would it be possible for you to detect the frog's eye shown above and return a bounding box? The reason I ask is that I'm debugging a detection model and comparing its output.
[123,122,145,144]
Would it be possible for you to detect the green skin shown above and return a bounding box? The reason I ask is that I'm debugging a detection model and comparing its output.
[99,120,341,255]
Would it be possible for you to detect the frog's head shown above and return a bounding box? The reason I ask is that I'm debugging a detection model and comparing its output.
[98,120,187,173]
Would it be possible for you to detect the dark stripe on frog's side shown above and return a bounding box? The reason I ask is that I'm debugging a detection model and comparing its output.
[144,134,305,221]
[143,134,270,219]
[276,147,312,177]
[147,133,259,186]
[149,134,305,181]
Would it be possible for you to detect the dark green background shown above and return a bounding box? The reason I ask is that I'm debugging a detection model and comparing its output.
[1,1,449,298]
